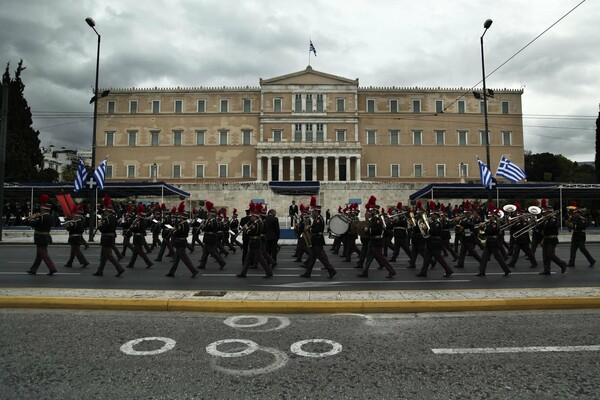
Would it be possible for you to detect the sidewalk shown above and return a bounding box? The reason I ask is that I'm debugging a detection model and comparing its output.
[1,287,599,313]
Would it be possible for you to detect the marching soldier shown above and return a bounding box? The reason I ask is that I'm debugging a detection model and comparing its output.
[26,194,57,276]
[166,202,199,278]
[64,204,89,268]
[408,202,429,269]
[154,207,176,262]
[125,203,154,269]
[149,204,163,251]
[236,202,273,278]
[507,208,538,268]
[197,201,227,270]
[120,204,135,257]
[389,202,411,263]
[477,209,511,277]
[539,205,568,275]
[264,208,280,266]
[342,204,361,263]
[93,195,125,277]
[567,208,596,268]
[357,196,396,279]
[454,208,482,268]
[416,210,454,278]
[300,196,337,279]
[229,209,243,250]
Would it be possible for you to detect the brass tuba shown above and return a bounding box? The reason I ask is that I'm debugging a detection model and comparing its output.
[417,212,430,238]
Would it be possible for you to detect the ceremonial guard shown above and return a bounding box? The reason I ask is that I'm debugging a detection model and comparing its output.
[190,207,203,250]
[477,209,511,277]
[154,207,175,262]
[229,209,243,250]
[126,204,154,269]
[197,201,227,270]
[539,205,568,275]
[507,205,538,268]
[439,206,459,261]
[342,204,361,263]
[93,195,124,277]
[567,207,596,268]
[26,194,57,275]
[357,196,396,279]
[389,202,412,263]
[166,202,199,278]
[408,201,428,269]
[64,204,89,268]
[150,204,163,250]
[454,208,482,268]
[416,210,454,278]
[264,208,280,266]
[236,202,273,278]
[120,204,135,257]
[239,206,252,265]
[293,204,311,263]
[300,196,337,279]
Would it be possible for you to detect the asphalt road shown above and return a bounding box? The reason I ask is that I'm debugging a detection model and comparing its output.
[1,242,598,292]
[1,309,598,400]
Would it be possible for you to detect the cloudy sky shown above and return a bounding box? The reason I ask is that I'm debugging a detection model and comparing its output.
[1,0,598,162]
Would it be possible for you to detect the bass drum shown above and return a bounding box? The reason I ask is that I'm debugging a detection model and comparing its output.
[351,220,371,237]
[329,214,350,236]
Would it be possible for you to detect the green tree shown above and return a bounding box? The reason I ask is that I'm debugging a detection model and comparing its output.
[525,152,596,183]
[1,60,44,182]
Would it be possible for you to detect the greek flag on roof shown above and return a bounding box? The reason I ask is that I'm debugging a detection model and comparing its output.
[73,157,87,193]
[93,159,107,190]
[477,158,493,189]
[496,156,527,182]
[309,40,317,56]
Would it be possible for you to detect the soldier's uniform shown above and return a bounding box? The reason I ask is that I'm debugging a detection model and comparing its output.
[477,211,511,277]
[64,205,89,268]
[507,215,538,268]
[166,203,199,278]
[540,209,568,275]
[567,210,596,267]
[93,196,124,277]
[416,212,454,278]
[300,197,337,279]
[237,203,272,278]
[357,197,395,279]
[126,204,154,269]
[197,201,226,270]
[454,212,482,268]
[27,195,57,275]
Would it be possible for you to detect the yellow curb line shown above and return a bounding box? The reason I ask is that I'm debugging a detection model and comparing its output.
[1,296,599,313]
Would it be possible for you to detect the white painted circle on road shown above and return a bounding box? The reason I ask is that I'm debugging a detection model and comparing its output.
[206,339,259,358]
[224,316,269,328]
[290,339,343,358]
[210,346,289,376]
[120,337,176,356]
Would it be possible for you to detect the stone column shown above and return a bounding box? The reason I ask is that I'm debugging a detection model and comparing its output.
[278,156,283,182]
[355,156,362,182]
[346,158,351,182]
[256,156,262,182]
[301,156,306,181]
[323,156,329,182]
[267,157,272,182]
[334,156,340,181]
[290,156,295,181]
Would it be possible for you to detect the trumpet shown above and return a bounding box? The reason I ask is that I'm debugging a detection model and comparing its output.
[513,210,559,238]
[24,213,41,222]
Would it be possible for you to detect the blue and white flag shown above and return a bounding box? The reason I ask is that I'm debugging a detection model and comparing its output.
[73,157,88,193]
[309,40,317,56]
[496,156,527,183]
[93,159,107,190]
[477,158,493,189]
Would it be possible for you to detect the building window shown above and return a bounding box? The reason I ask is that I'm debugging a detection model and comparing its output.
[219,131,228,145]
[305,124,313,142]
[294,124,302,142]
[367,164,376,178]
[367,99,375,113]
[173,131,182,146]
[107,101,115,114]
[294,94,302,113]
[436,131,445,146]
[437,164,446,178]
[173,165,181,178]
[390,130,399,145]
[480,131,489,146]
[242,129,252,145]
[196,164,204,178]
[220,99,229,113]
[219,164,228,178]
[306,94,313,112]
[274,98,282,112]
[197,99,206,113]
[152,100,160,114]
[503,131,512,146]
[316,124,324,142]
[242,164,251,178]
[128,131,137,146]
[367,130,376,145]
[129,100,138,114]
[458,131,468,146]
[412,100,421,113]
[458,100,466,114]
[336,98,345,112]
[243,99,251,113]
[196,130,205,146]
[414,164,423,178]
[435,100,443,113]
[151,131,159,146]
[391,164,400,177]
[273,129,282,142]
[316,94,324,112]
[105,132,114,146]
[174,100,183,113]
[413,130,422,146]
[336,130,346,142]
[479,101,486,114]
[502,101,509,114]
[127,165,135,178]
[460,163,468,178]
[106,165,113,179]
[390,99,398,113]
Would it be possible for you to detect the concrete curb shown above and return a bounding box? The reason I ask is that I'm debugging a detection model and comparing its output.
[2,295,599,313]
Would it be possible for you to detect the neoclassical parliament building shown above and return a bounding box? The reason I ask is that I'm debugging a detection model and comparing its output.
[96,66,525,209]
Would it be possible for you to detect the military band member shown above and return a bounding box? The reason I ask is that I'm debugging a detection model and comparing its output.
[166,203,199,278]
[125,203,154,269]
[408,205,429,269]
[149,204,163,251]
[389,202,411,263]
[120,204,135,257]
[229,209,243,249]
[264,208,280,266]
[539,206,568,275]
[507,210,538,268]
[300,197,337,279]
[237,202,273,278]
[440,210,459,261]
[93,195,124,277]
[197,201,227,270]
[26,194,57,276]
[357,196,396,279]
[239,206,252,265]
[567,208,596,268]
[154,207,176,262]
[416,210,454,278]
[293,205,311,263]
[342,204,361,263]
[64,204,89,268]
[454,210,482,268]
[477,209,511,277]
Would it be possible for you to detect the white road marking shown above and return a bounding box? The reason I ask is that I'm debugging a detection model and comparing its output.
[120,337,176,356]
[206,339,259,358]
[209,346,288,377]
[224,316,291,332]
[290,339,343,358]
[432,345,600,354]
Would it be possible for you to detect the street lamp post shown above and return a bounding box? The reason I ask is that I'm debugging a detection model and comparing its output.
[86,17,101,241]
[480,19,493,170]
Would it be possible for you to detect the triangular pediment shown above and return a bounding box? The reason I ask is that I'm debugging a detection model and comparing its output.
[260,66,358,86]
